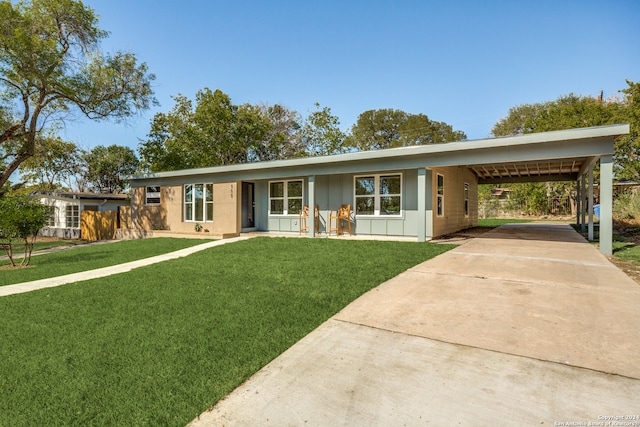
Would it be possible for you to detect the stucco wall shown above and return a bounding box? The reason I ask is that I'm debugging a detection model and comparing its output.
[130,183,241,236]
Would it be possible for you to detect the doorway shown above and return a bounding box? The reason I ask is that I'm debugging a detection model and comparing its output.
[241,182,255,229]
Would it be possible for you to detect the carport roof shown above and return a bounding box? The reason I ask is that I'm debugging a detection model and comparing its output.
[128,124,629,184]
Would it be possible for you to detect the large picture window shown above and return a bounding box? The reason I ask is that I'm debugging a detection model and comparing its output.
[184,183,213,222]
[437,174,444,217]
[269,180,303,215]
[354,174,402,216]
[66,205,79,228]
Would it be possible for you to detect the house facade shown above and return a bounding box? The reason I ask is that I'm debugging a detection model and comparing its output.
[127,164,477,239]
[126,124,629,254]
[35,192,129,238]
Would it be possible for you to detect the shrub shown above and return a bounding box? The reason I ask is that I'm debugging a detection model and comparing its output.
[0,196,50,267]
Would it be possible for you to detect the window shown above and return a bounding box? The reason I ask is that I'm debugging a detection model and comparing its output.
[146,186,161,205]
[269,180,303,215]
[184,183,213,222]
[464,183,469,217]
[66,205,79,228]
[437,174,444,217]
[46,206,56,227]
[354,174,402,216]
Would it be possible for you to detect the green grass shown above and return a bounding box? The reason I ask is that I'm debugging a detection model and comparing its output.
[477,218,533,227]
[613,240,640,262]
[0,238,210,286]
[0,237,454,426]
[9,238,90,254]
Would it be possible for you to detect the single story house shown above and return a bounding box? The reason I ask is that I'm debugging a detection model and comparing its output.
[125,124,629,255]
[35,191,129,238]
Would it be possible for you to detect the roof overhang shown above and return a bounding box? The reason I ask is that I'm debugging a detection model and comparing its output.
[127,124,629,186]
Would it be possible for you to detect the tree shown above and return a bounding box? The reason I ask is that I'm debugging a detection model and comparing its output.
[0,195,50,267]
[347,108,466,151]
[490,91,633,216]
[19,134,81,190]
[615,80,640,181]
[0,0,156,191]
[83,145,138,193]
[492,90,637,180]
[492,93,623,137]
[139,89,306,171]
[251,103,304,161]
[398,113,466,146]
[298,103,346,156]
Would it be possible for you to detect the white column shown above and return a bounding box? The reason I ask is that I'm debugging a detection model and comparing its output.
[599,156,613,255]
[417,169,426,242]
[308,176,315,237]
[588,164,594,241]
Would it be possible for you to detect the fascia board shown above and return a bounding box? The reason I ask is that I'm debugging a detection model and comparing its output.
[126,124,629,183]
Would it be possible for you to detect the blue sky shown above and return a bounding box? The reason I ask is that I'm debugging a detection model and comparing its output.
[68,0,640,153]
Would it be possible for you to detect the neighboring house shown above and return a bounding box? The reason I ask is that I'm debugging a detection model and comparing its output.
[34,192,129,238]
[125,124,629,255]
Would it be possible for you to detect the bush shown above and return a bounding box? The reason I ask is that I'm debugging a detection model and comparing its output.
[0,196,50,267]
[614,190,640,220]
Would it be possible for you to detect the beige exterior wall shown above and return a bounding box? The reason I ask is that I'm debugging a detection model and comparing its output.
[431,166,478,237]
[130,182,241,237]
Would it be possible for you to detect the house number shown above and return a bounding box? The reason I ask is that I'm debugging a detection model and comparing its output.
[230,185,233,199]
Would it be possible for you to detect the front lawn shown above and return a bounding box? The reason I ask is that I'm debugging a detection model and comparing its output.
[0,238,210,286]
[0,237,454,426]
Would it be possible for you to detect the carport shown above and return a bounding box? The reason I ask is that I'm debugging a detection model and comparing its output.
[459,124,629,255]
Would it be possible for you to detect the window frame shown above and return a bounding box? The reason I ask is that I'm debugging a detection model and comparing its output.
[268,179,304,216]
[184,183,213,222]
[464,182,469,217]
[354,173,403,217]
[145,186,161,205]
[436,174,444,217]
[46,206,57,227]
[65,205,79,228]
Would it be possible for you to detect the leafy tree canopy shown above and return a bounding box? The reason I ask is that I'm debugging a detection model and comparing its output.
[0,0,156,191]
[139,88,310,172]
[491,83,638,180]
[83,144,138,193]
[347,108,466,151]
[19,133,80,191]
[298,102,346,156]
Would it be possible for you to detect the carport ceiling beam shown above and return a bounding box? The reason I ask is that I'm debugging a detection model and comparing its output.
[478,173,579,184]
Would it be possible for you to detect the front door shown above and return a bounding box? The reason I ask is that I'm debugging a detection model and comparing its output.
[241,182,255,228]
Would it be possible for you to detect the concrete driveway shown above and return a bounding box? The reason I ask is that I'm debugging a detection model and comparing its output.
[190,224,640,426]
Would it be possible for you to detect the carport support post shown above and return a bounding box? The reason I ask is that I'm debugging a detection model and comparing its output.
[580,174,587,233]
[599,155,613,255]
[308,175,316,237]
[576,179,581,228]
[588,164,594,241]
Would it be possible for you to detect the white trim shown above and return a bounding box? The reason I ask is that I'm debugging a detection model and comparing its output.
[354,173,402,217]
[184,183,213,222]
[65,204,79,228]
[436,174,444,217]
[268,179,304,216]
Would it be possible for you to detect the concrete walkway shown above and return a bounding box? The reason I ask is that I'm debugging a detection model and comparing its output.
[190,224,640,426]
[0,236,254,297]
